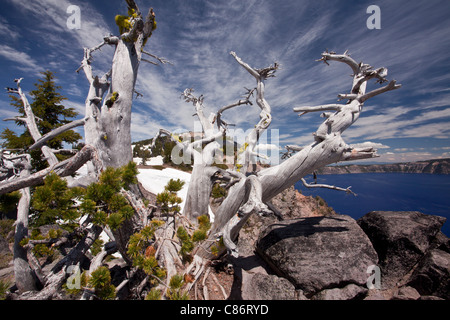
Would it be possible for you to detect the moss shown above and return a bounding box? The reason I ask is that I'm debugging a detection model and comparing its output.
[105,92,119,108]
[115,15,132,35]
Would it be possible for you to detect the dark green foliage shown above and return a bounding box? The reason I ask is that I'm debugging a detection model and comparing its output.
[0,219,14,241]
[63,270,87,297]
[88,266,116,300]
[177,215,211,261]
[25,228,60,259]
[1,71,81,172]
[145,288,162,300]
[26,163,139,261]
[192,215,211,243]
[133,144,151,165]
[177,226,194,260]
[90,239,104,257]
[127,220,166,279]
[165,178,185,193]
[31,173,83,230]
[132,136,193,171]
[166,274,188,300]
[156,179,185,215]
[0,192,21,218]
[0,279,11,300]
[83,162,138,230]
[211,183,227,199]
[121,161,139,188]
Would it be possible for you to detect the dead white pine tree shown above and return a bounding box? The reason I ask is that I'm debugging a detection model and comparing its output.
[2,79,94,293]
[151,86,254,225]
[79,2,159,171]
[191,50,401,260]
[76,0,173,263]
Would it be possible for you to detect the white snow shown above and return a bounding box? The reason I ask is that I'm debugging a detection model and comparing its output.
[137,167,214,222]
[133,155,164,166]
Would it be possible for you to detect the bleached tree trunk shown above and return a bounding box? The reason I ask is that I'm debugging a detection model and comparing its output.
[13,160,37,293]
[77,2,163,262]
[81,4,156,171]
[156,86,253,225]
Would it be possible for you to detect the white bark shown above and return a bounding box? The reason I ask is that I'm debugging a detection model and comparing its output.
[81,2,156,171]
[13,158,37,293]
[230,52,278,173]
[0,145,97,196]
[296,50,400,142]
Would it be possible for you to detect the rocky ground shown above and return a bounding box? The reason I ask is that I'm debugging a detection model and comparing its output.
[224,187,450,300]
[1,186,449,300]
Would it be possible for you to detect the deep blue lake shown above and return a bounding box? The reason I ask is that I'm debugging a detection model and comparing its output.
[295,173,450,236]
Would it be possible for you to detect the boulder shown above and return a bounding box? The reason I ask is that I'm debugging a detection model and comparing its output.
[256,215,378,296]
[407,249,450,299]
[357,211,446,284]
[313,284,367,300]
[393,286,421,300]
[240,272,297,300]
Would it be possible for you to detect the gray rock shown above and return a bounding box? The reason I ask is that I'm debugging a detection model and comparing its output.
[240,271,297,300]
[407,249,450,299]
[357,211,446,284]
[393,286,421,300]
[418,295,445,300]
[364,290,388,300]
[256,215,378,296]
[313,284,367,300]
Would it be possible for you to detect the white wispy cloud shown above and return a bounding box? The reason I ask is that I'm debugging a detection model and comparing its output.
[1,0,448,163]
[0,44,44,74]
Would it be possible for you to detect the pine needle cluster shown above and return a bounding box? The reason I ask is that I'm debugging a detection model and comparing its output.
[127,220,166,279]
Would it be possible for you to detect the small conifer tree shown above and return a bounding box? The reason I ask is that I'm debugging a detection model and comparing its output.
[1,71,81,171]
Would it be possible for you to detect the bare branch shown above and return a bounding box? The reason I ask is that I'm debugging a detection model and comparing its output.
[341,146,380,161]
[293,104,343,116]
[29,118,88,151]
[0,145,97,196]
[142,50,173,66]
[300,178,357,196]
[317,50,359,74]
[151,128,193,158]
[216,88,255,130]
[359,80,402,102]
[3,116,28,123]
[281,145,304,159]
[76,42,108,79]
[230,52,277,173]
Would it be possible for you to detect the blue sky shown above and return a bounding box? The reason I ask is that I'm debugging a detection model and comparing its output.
[0,0,449,163]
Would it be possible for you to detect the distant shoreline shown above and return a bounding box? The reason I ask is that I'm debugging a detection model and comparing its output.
[316,158,450,175]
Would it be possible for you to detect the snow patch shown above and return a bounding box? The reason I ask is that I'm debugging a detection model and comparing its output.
[133,155,164,166]
[137,168,214,222]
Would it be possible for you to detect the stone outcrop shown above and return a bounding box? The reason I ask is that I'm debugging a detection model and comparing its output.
[256,215,378,298]
[407,249,450,299]
[232,209,449,300]
[357,211,446,285]
[269,186,336,219]
[239,272,297,300]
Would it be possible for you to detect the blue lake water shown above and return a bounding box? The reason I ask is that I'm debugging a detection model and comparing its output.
[295,173,450,236]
